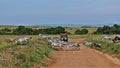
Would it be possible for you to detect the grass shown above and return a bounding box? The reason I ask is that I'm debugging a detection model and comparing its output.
[0,34,89,67]
[0,26,120,67]
[0,35,53,68]
[0,35,39,48]
[85,34,120,59]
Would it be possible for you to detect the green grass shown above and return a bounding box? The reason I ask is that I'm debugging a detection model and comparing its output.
[0,26,120,67]
[85,34,120,59]
[0,35,39,48]
[0,36,53,68]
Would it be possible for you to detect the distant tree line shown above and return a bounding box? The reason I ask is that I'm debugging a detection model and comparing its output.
[93,24,120,34]
[0,26,65,35]
[1,24,119,35]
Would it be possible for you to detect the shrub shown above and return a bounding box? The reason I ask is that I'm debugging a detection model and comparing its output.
[93,24,120,34]
[80,29,88,34]
[75,29,88,35]
[75,30,81,34]
[0,25,66,35]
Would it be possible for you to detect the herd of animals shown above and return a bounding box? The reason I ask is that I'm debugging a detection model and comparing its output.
[83,35,120,49]
[39,34,80,50]
[3,34,120,50]
[4,34,80,50]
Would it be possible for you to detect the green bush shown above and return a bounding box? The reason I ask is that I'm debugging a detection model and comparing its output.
[75,29,88,35]
[93,24,120,34]
[0,26,65,35]
[75,30,81,34]
[80,29,89,34]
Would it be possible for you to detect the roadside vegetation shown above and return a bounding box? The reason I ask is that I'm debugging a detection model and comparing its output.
[85,24,120,59]
[0,24,120,67]
[84,34,120,59]
[93,24,120,34]
[0,35,53,68]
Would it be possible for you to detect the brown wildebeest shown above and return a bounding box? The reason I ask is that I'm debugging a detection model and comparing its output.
[113,36,120,43]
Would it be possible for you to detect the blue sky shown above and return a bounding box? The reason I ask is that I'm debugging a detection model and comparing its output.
[0,0,120,25]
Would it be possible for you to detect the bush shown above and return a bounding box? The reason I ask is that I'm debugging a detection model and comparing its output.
[12,26,34,35]
[0,28,12,35]
[75,30,81,34]
[0,26,65,35]
[80,29,88,34]
[75,29,88,35]
[93,24,120,34]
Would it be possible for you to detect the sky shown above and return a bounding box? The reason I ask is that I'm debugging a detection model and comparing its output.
[0,0,120,25]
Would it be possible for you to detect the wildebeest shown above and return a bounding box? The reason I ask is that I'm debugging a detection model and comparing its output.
[113,36,120,43]
[14,37,30,45]
[83,41,102,49]
[91,43,102,49]
[102,35,112,41]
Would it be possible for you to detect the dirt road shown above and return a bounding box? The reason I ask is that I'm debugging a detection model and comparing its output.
[48,39,120,68]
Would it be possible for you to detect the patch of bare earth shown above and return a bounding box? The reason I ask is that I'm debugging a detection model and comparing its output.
[48,38,120,68]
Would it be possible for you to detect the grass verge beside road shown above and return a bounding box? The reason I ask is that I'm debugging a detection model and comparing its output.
[0,36,53,68]
[85,35,120,60]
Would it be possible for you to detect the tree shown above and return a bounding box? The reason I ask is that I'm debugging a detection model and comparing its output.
[113,24,120,28]
[96,27,103,34]
[0,28,11,35]
[17,26,25,31]
[55,26,65,34]
[75,30,81,34]
[75,29,88,35]
[93,24,120,34]
[1,28,11,32]
[12,26,34,35]
[80,29,88,34]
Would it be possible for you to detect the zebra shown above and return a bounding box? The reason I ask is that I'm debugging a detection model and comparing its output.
[66,42,80,50]
[50,41,64,49]
[102,35,112,41]
[83,41,93,46]
[113,36,120,43]
[39,34,51,39]
[14,37,30,45]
